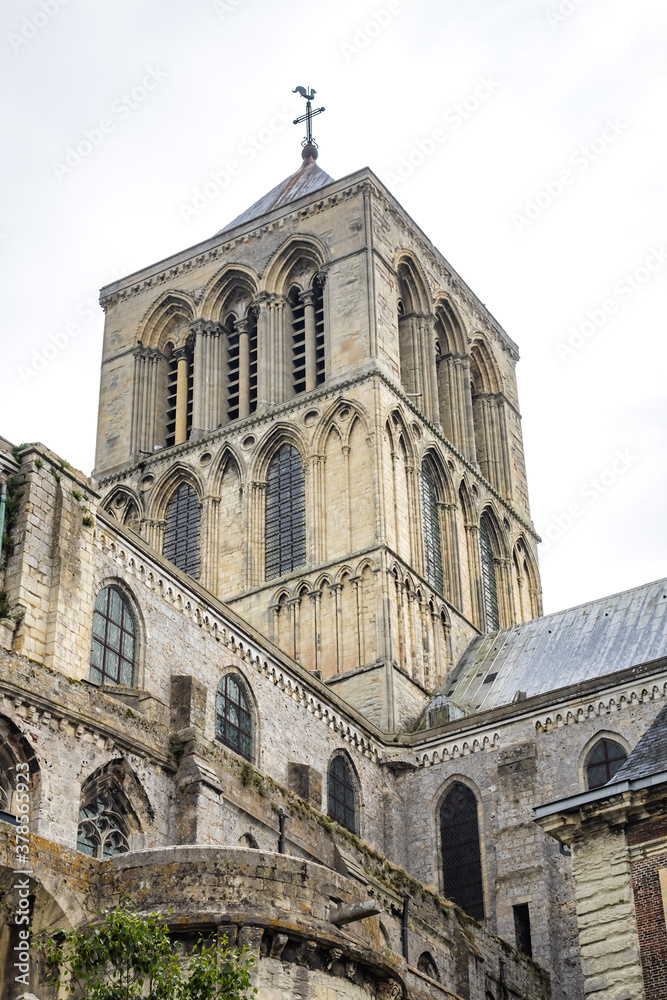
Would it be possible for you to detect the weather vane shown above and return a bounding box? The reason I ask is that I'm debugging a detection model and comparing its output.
[292,86,325,150]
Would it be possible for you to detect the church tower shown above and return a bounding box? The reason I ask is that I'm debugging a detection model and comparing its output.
[93,111,541,729]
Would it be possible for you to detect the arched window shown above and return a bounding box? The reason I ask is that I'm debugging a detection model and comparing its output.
[479,514,499,631]
[265,444,306,580]
[0,743,17,817]
[163,482,201,579]
[327,754,358,834]
[290,286,306,394]
[585,738,628,789]
[421,461,443,594]
[290,279,326,396]
[440,782,485,920]
[77,791,130,858]
[225,311,258,422]
[90,586,136,687]
[216,673,253,760]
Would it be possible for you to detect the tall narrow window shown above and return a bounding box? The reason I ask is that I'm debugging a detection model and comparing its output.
[163,483,201,579]
[265,444,306,580]
[327,754,358,834]
[165,345,178,447]
[226,317,240,422]
[513,903,533,957]
[248,309,258,414]
[421,461,444,594]
[584,738,627,789]
[290,287,306,394]
[479,514,500,631]
[216,673,253,760]
[90,586,136,687]
[440,782,485,920]
[314,278,326,385]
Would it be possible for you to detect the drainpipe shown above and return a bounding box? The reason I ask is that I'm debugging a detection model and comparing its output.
[401,890,412,962]
[0,482,6,566]
[278,807,288,854]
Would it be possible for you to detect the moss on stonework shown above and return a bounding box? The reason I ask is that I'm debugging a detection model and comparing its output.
[2,474,27,567]
[0,591,12,620]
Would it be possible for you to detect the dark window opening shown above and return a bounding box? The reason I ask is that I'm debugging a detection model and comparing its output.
[421,461,444,594]
[513,903,533,957]
[314,279,326,385]
[90,586,136,687]
[327,755,357,833]
[163,482,201,579]
[226,317,240,422]
[417,952,440,981]
[480,515,500,631]
[265,444,306,580]
[248,309,258,414]
[77,792,130,859]
[440,782,485,920]
[165,346,178,447]
[216,673,253,760]
[290,287,306,395]
[585,738,627,789]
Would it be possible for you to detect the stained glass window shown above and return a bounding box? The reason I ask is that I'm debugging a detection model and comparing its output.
[327,755,357,834]
[265,445,306,580]
[440,782,484,920]
[585,738,627,789]
[90,586,136,687]
[421,462,444,594]
[216,674,253,760]
[163,483,201,579]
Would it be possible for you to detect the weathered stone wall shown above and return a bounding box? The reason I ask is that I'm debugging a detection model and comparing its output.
[628,818,667,1000]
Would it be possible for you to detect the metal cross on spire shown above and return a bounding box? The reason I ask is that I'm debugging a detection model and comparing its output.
[292,86,325,150]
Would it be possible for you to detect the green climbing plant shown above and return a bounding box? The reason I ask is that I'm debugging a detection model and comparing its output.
[42,906,257,1000]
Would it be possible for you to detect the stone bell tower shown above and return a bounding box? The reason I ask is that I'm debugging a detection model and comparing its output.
[93,98,541,730]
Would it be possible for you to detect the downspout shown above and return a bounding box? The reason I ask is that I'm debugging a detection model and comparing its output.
[0,482,6,566]
[401,890,411,962]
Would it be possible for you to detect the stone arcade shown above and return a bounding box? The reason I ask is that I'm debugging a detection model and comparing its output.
[1,139,666,1000]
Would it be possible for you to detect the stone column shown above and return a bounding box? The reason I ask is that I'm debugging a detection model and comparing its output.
[496,556,514,628]
[247,481,266,588]
[440,501,463,609]
[301,288,317,392]
[332,582,343,674]
[465,524,484,630]
[237,318,250,419]
[130,346,161,456]
[200,496,220,596]
[421,315,439,425]
[174,346,189,445]
[310,590,321,673]
[460,358,477,463]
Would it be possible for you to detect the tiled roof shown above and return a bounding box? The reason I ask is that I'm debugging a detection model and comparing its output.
[215,156,334,235]
[440,578,667,714]
[610,703,667,782]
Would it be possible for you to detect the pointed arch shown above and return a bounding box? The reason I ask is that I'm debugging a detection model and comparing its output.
[262,233,329,296]
[137,291,196,352]
[200,263,260,323]
[102,486,142,532]
[479,508,503,632]
[90,583,139,687]
[0,715,40,821]
[312,397,371,454]
[252,423,309,481]
[435,776,486,920]
[420,457,444,595]
[77,757,152,858]
[512,536,541,623]
[396,252,431,315]
[434,295,467,356]
[210,448,244,598]
[151,468,203,580]
[470,336,501,395]
[327,749,361,835]
[151,464,204,520]
[396,254,434,412]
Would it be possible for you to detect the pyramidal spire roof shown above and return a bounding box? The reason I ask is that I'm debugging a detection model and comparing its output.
[215,147,334,236]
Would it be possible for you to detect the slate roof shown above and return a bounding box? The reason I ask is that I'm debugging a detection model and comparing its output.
[215,155,334,235]
[610,703,667,783]
[441,578,667,715]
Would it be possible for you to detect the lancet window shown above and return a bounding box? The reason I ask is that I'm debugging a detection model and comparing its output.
[163,483,201,579]
[265,444,306,580]
[479,514,500,631]
[440,782,484,920]
[290,277,326,396]
[584,738,627,789]
[164,341,193,448]
[225,309,258,422]
[421,461,444,594]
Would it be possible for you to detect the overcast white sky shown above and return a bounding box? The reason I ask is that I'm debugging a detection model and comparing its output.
[2,0,665,615]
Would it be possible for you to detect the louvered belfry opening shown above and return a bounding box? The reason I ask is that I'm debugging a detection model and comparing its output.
[248,308,258,414]
[165,346,178,447]
[290,286,306,394]
[421,461,444,595]
[226,317,240,421]
[440,782,485,920]
[480,514,500,631]
[163,482,201,579]
[314,279,326,385]
[327,755,357,833]
[265,444,306,580]
[585,738,628,789]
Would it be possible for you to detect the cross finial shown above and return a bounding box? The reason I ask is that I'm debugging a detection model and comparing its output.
[293,85,325,158]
